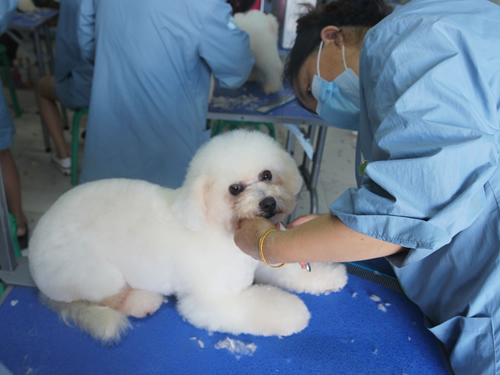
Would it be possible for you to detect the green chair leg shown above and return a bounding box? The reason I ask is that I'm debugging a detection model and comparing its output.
[8,213,22,258]
[71,107,89,186]
[0,44,21,117]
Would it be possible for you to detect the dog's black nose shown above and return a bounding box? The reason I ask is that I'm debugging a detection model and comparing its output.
[259,197,277,218]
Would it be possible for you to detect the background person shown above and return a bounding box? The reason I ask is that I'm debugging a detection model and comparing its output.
[0,0,28,248]
[79,0,254,188]
[35,0,93,175]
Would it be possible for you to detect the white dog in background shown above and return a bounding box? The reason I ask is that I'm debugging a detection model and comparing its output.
[28,130,347,343]
[17,0,37,12]
[234,10,284,94]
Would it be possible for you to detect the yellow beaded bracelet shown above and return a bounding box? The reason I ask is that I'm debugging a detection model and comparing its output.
[258,228,286,269]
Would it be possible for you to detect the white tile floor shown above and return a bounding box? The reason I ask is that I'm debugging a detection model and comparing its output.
[5,85,358,241]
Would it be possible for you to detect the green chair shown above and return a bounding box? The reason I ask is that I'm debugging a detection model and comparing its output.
[8,213,22,259]
[211,120,275,139]
[0,212,23,296]
[71,107,89,186]
[2,211,22,297]
[0,43,21,117]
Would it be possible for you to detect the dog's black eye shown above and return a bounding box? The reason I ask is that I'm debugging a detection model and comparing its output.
[261,170,272,181]
[229,184,244,196]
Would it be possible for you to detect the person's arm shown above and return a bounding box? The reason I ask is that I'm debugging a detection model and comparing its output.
[198,1,254,88]
[0,0,18,35]
[77,0,96,65]
[234,214,403,264]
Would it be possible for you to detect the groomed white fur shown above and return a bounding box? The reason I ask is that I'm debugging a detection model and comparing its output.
[234,10,284,94]
[28,130,347,343]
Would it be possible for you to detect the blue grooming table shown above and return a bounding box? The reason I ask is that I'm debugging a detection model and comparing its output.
[208,82,327,126]
[0,273,450,375]
[7,8,58,76]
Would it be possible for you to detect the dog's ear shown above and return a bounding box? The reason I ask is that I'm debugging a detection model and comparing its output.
[172,176,211,231]
[282,150,303,196]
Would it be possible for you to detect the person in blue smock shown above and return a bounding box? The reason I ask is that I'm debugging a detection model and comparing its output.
[234,0,500,373]
[0,0,28,249]
[78,0,255,188]
[35,0,93,175]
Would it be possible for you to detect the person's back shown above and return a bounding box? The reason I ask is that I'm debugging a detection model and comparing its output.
[329,0,500,373]
[80,0,254,188]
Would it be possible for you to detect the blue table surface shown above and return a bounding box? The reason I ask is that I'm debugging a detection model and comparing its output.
[9,8,58,29]
[0,274,450,375]
[209,82,327,124]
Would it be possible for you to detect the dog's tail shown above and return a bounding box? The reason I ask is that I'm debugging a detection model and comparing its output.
[40,294,131,343]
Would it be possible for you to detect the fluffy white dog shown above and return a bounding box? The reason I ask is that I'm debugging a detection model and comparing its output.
[234,10,284,94]
[28,130,347,343]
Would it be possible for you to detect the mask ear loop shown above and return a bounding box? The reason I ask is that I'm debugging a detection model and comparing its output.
[318,35,348,77]
[341,44,348,71]
[317,41,323,78]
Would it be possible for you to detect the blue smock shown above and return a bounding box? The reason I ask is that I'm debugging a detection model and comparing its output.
[79,0,254,188]
[0,0,17,151]
[329,0,500,373]
[54,0,93,110]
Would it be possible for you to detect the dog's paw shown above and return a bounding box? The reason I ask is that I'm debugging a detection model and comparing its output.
[248,286,311,336]
[298,262,348,295]
[177,285,310,337]
[256,262,348,295]
[232,285,310,336]
[262,78,282,94]
[120,289,164,318]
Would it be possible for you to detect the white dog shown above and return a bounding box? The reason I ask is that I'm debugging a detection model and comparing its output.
[28,130,347,343]
[234,10,284,94]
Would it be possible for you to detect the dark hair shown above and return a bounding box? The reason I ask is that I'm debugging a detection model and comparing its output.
[227,0,257,14]
[284,0,389,85]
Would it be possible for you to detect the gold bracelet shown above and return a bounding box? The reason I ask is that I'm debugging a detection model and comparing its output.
[258,228,286,269]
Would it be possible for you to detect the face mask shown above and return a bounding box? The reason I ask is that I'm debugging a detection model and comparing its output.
[311,41,360,131]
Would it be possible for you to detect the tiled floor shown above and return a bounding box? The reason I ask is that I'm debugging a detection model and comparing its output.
[5,85,358,241]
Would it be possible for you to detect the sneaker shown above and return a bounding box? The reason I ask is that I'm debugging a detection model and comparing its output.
[51,153,71,175]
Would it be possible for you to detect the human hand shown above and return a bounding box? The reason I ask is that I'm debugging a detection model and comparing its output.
[286,214,321,229]
[234,217,276,261]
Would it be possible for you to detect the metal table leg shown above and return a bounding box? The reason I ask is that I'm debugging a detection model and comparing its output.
[42,24,55,74]
[284,124,328,221]
[308,125,328,214]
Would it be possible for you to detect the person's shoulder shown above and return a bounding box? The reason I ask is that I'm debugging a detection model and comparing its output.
[183,0,230,13]
[373,0,500,34]
[367,0,500,49]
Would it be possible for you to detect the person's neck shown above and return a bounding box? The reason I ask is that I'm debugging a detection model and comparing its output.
[344,44,361,76]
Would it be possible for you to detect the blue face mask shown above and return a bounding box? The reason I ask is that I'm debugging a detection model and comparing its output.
[311,41,360,131]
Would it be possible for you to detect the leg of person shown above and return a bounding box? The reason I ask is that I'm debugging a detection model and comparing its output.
[35,76,71,175]
[0,148,27,238]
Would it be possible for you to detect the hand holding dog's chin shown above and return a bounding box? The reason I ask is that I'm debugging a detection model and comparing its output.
[234,218,276,261]
[286,214,321,229]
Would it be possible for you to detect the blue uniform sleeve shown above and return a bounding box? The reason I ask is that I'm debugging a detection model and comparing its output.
[198,1,254,89]
[77,0,96,64]
[0,0,18,35]
[330,14,500,266]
